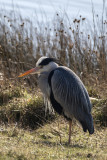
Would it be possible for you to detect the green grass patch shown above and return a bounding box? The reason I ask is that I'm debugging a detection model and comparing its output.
[0,85,23,106]
[0,85,106,129]
[87,87,100,99]
[0,86,55,129]
[92,99,107,127]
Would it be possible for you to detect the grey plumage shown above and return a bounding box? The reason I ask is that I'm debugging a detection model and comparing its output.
[50,66,94,134]
[19,56,94,143]
[38,65,94,134]
[38,72,53,114]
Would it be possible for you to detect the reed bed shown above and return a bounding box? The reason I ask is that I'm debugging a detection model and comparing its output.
[0,7,107,86]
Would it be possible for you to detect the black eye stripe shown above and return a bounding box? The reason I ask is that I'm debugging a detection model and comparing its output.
[39,58,56,66]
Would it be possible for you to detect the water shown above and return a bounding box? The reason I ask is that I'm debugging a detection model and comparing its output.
[0,0,106,22]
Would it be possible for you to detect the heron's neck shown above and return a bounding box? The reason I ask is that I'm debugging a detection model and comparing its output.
[40,62,58,75]
[49,62,58,72]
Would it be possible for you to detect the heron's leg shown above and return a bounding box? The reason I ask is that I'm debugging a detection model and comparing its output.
[68,120,72,144]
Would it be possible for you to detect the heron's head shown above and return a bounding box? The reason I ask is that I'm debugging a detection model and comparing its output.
[18,56,59,77]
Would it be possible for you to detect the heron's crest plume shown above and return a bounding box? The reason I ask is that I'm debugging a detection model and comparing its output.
[36,56,62,66]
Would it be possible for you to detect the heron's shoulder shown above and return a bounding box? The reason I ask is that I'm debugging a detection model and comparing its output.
[54,66,75,74]
[53,66,79,79]
[48,67,67,86]
[51,66,86,91]
[48,66,82,86]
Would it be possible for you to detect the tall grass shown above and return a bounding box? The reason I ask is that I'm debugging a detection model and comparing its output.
[0,4,107,86]
[0,4,107,128]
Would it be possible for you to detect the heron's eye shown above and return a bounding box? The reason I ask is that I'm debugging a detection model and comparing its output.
[39,65,43,68]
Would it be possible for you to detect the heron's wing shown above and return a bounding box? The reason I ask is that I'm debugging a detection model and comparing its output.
[51,67,91,119]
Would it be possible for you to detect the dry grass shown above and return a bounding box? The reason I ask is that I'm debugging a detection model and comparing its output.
[0,118,106,160]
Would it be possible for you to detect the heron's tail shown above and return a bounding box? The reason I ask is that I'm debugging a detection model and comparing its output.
[80,113,94,134]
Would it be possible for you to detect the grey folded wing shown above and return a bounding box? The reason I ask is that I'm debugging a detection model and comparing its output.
[51,67,92,119]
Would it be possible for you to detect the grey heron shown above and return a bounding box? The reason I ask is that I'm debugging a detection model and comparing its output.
[18,56,94,144]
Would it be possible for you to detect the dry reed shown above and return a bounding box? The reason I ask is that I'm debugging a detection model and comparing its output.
[0,5,107,86]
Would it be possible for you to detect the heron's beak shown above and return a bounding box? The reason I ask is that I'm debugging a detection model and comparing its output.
[18,67,40,77]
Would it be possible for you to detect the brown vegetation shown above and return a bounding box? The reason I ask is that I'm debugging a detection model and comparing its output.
[0,5,107,127]
[0,8,107,85]
[0,6,107,159]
